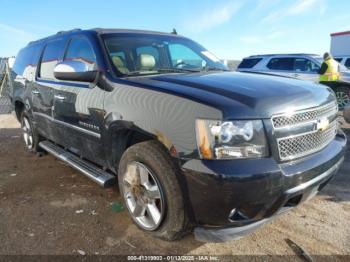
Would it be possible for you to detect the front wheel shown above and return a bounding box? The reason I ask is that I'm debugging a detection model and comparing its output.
[334,86,350,110]
[118,140,189,241]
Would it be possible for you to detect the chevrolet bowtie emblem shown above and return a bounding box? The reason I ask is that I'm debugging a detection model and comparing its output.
[316,118,329,131]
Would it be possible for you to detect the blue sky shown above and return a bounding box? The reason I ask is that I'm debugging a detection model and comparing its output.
[0,0,349,59]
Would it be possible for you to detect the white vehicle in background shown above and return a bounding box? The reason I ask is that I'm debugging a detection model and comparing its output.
[237,53,350,109]
[331,30,350,69]
[334,56,350,69]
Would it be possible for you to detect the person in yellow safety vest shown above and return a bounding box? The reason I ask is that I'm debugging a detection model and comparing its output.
[319,52,340,83]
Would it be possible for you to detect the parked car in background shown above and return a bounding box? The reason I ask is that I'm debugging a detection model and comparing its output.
[10,29,346,242]
[334,56,350,69]
[237,53,350,109]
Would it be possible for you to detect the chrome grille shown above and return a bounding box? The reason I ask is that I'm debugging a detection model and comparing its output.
[277,121,337,160]
[272,101,338,161]
[272,102,337,128]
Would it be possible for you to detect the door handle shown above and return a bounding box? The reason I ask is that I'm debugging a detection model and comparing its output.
[54,94,66,101]
[32,90,40,95]
[294,73,299,77]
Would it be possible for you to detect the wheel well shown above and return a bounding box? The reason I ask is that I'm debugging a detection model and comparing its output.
[109,128,172,172]
[126,130,154,149]
[14,100,25,121]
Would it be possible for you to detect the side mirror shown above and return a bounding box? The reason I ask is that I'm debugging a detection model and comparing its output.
[343,103,350,123]
[54,61,98,82]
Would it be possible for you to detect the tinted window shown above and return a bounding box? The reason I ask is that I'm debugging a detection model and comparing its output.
[345,58,350,68]
[293,58,320,72]
[238,58,262,69]
[169,43,204,68]
[13,44,41,76]
[40,40,64,80]
[65,37,96,70]
[334,58,343,63]
[267,58,293,70]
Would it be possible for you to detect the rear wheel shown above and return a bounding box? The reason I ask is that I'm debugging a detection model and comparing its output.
[20,112,41,153]
[118,140,189,241]
[334,86,350,110]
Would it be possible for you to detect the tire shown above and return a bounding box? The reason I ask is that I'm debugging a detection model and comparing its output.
[333,86,350,110]
[118,140,189,241]
[20,111,41,153]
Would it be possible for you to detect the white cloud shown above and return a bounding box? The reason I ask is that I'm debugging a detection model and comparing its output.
[0,23,35,40]
[261,0,327,24]
[266,31,284,39]
[287,0,318,15]
[239,31,284,44]
[239,36,262,44]
[183,1,243,33]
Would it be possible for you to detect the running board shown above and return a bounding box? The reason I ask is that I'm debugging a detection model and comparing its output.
[39,141,116,188]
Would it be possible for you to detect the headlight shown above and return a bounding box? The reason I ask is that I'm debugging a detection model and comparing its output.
[195,119,268,159]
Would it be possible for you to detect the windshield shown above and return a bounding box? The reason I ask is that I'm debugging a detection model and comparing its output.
[102,33,228,76]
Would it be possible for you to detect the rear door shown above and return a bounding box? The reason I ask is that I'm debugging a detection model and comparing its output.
[33,39,66,143]
[52,35,106,166]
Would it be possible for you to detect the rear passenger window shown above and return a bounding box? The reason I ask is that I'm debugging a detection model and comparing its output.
[40,40,64,80]
[334,58,343,63]
[345,59,350,68]
[238,58,262,69]
[267,58,293,71]
[65,37,96,70]
[13,45,41,77]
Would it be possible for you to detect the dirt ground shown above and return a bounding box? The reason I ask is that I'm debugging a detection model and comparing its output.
[0,112,349,257]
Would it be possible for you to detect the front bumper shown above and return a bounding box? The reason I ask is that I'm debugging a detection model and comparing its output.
[181,133,346,242]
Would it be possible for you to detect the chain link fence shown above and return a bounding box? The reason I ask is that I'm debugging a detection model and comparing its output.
[0,58,13,114]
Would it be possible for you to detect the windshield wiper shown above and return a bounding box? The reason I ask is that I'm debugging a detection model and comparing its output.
[124,68,200,77]
[158,68,201,73]
[201,66,229,72]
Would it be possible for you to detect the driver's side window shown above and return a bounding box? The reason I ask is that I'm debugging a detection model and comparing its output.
[168,43,204,68]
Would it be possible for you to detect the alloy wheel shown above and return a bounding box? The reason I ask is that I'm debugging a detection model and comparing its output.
[22,117,34,150]
[335,91,350,110]
[122,161,165,231]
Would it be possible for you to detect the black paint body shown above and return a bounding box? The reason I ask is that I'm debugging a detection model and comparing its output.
[10,29,346,235]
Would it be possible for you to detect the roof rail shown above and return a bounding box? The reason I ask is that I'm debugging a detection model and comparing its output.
[56,28,81,35]
[248,53,319,57]
[28,28,82,45]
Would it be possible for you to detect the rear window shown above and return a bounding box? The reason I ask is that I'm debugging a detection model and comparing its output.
[238,58,262,69]
[39,40,65,80]
[267,58,293,71]
[345,58,350,68]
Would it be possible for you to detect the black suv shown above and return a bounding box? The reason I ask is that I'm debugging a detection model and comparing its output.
[10,28,346,242]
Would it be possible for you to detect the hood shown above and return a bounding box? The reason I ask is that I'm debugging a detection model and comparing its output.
[125,71,335,119]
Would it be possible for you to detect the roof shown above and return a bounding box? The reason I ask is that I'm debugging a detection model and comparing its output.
[91,28,182,37]
[27,28,183,46]
[331,31,350,37]
[248,53,319,58]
